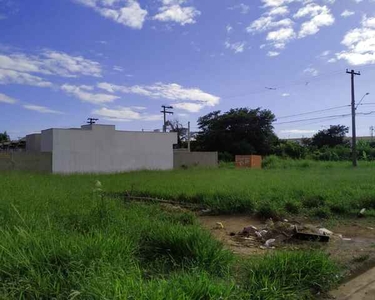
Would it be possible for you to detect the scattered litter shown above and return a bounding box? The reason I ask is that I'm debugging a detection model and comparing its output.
[358,208,366,217]
[215,222,224,229]
[367,227,374,230]
[294,227,330,243]
[241,225,258,235]
[230,219,349,249]
[265,239,276,248]
[201,208,212,214]
[319,228,333,236]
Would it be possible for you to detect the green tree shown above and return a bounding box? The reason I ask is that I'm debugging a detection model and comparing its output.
[311,125,349,149]
[195,108,277,157]
[0,131,10,143]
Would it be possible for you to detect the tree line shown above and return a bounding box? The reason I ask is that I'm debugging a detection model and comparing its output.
[172,107,374,161]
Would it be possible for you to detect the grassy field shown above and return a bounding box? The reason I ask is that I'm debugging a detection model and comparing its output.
[3,159,375,299]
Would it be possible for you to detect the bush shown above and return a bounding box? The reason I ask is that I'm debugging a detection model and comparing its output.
[219,151,234,162]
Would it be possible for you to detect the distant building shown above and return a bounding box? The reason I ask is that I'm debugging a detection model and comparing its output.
[12,124,177,173]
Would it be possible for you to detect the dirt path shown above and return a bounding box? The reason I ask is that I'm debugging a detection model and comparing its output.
[330,267,375,299]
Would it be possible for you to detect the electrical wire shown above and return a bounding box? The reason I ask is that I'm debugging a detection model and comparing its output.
[277,105,350,120]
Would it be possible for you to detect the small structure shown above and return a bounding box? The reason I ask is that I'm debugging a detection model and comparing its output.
[235,155,262,169]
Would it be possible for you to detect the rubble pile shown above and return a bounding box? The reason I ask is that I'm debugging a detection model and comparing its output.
[235,219,350,250]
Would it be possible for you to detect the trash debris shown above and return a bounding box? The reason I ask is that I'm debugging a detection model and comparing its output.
[241,225,258,235]
[230,219,343,249]
[215,222,224,229]
[358,208,366,217]
[294,227,330,243]
[367,227,374,230]
[319,228,333,236]
[201,208,212,214]
[265,239,276,248]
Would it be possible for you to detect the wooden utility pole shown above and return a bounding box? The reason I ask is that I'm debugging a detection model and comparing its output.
[346,69,361,167]
[187,121,191,152]
[161,105,173,132]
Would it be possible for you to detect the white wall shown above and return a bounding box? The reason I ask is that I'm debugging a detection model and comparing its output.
[44,125,177,173]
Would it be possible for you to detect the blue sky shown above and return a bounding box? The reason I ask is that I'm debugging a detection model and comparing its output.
[1,0,375,139]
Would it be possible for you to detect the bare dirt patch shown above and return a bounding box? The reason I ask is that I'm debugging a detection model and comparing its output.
[199,214,375,278]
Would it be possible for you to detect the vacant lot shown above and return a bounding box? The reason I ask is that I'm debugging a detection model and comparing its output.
[1,161,375,299]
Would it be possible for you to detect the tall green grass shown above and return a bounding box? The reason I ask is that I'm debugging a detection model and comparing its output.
[0,170,341,298]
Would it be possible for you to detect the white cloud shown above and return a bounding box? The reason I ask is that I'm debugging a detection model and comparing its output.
[97,82,219,112]
[281,93,290,97]
[0,93,17,104]
[173,102,204,112]
[0,49,101,88]
[267,51,280,57]
[319,50,331,57]
[304,67,319,76]
[92,106,162,121]
[225,40,246,53]
[23,104,63,114]
[226,24,233,33]
[113,65,124,72]
[336,16,375,65]
[228,3,250,14]
[341,10,355,18]
[153,1,200,25]
[247,17,293,33]
[266,27,296,44]
[0,69,52,87]
[261,0,294,7]
[74,0,148,29]
[250,1,335,55]
[61,84,120,104]
[294,4,335,38]
[268,6,289,16]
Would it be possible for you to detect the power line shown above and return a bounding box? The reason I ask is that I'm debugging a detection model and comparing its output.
[274,113,352,125]
[277,105,350,120]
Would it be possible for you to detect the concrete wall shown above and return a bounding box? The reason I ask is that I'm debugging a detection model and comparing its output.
[174,151,218,168]
[45,124,177,173]
[0,152,52,172]
[26,134,41,152]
